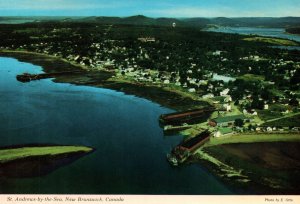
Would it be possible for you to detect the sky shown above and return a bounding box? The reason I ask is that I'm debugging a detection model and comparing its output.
[0,0,299,17]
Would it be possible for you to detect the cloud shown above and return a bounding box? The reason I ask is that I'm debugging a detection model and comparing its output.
[0,0,299,17]
[0,0,122,10]
[146,7,235,18]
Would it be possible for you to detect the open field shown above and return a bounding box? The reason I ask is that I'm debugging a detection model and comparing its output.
[263,114,300,127]
[257,110,283,121]
[204,133,300,147]
[199,142,300,194]
[243,37,299,46]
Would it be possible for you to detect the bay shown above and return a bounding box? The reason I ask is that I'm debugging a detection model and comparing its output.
[0,57,231,194]
[205,27,300,43]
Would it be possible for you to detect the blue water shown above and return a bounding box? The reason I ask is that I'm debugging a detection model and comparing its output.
[0,57,231,194]
[270,46,300,51]
[206,27,300,43]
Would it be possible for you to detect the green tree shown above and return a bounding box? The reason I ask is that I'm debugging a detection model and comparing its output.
[234,119,244,127]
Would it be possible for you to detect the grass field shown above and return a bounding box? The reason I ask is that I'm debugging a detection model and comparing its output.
[237,74,265,81]
[205,133,300,147]
[243,37,298,46]
[201,142,300,194]
[257,110,283,121]
[263,114,300,127]
[0,146,93,164]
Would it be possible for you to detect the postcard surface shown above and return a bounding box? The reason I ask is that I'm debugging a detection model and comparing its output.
[0,0,300,203]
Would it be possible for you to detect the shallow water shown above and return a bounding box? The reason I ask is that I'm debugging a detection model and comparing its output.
[206,27,300,43]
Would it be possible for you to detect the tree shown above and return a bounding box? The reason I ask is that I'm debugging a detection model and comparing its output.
[234,119,244,127]
[289,97,299,106]
[248,124,253,131]
[261,88,272,101]
[251,96,264,110]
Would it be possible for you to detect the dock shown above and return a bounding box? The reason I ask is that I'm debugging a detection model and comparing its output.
[160,108,215,126]
[16,71,85,82]
[163,124,192,135]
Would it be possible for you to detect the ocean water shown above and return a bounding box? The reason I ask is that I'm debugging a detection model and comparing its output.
[0,56,231,194]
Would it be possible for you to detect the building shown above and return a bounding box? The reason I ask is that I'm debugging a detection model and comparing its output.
[202,93,214,99]
[172,130,211,163]
[188,88,196,93]
[220,88,230,96]
[179,130,211,152]
[264,104,269,110]
[214,128,233,137]
[209,114,247,127]
[223,104,232,112]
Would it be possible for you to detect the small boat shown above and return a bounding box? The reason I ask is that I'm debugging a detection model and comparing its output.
[167,154,178,166]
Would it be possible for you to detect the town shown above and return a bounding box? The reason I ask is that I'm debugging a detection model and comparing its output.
[1,22,299,136]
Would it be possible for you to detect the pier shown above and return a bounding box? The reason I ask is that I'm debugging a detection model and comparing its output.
[160,108,215,126]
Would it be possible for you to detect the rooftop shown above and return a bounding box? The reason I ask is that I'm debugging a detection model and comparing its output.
[219,127,233,135]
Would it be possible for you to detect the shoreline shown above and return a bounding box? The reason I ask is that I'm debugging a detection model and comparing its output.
[0,145,94,178]
[0,49,211,111]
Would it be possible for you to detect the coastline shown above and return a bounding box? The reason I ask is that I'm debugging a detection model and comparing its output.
[1,49,300,194]
[0,49,211,111]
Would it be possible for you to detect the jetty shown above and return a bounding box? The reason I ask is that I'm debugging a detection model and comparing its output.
[163,124,193,135]
[16,71,84,82]
[160,108,215,126]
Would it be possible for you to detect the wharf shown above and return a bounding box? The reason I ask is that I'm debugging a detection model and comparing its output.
[167,130,211,165]
[160,108,215,126]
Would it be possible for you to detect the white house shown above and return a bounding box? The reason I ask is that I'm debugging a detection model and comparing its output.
[214,131,222,137]
[224,104,232,112]
[264,104,269,110]
[224,95,232,102]
[188,88,196,93]
[202,93,214,99]
[163,79,170,84]
[220,88,230,96]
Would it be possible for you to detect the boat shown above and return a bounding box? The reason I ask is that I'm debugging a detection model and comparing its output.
[166,154,178,166]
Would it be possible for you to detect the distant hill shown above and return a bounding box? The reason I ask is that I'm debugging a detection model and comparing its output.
[60,16,300,28]
[183,17,300,28]
[1,15,300,28]
[75,15,186,27]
